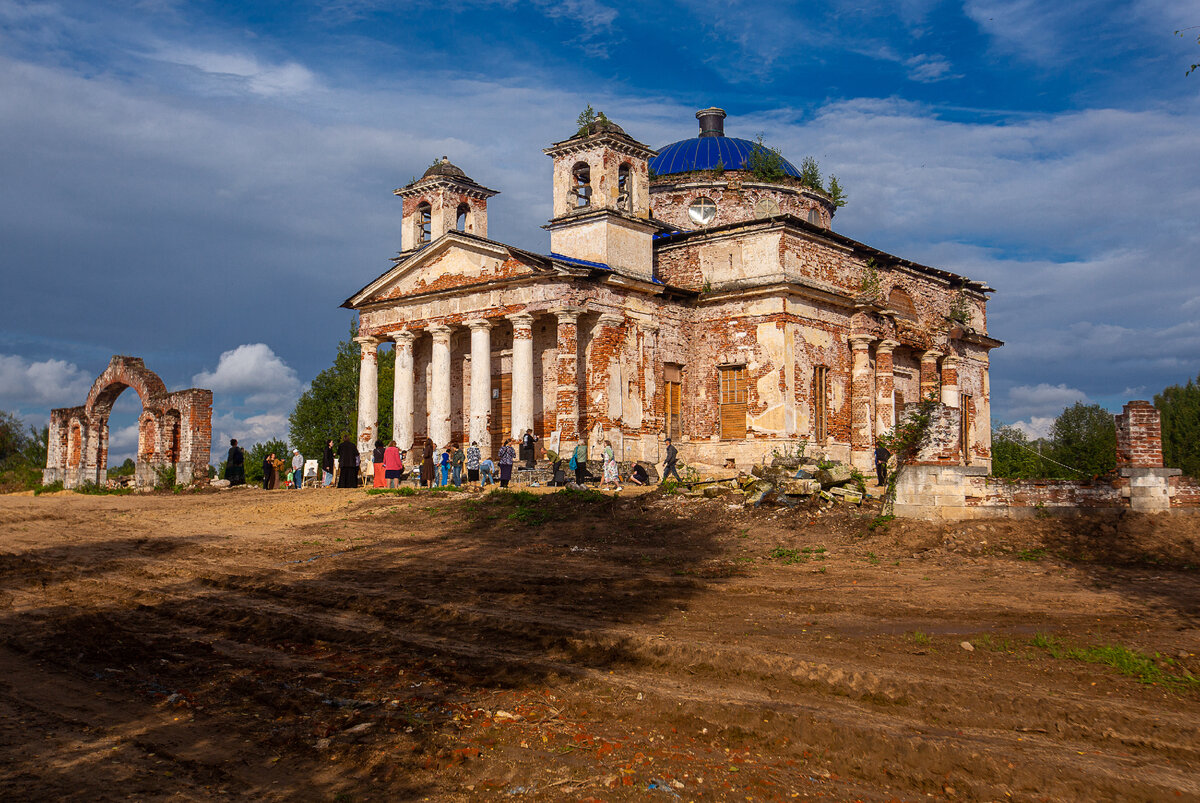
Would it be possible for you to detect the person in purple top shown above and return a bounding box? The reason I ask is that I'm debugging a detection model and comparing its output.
[497,438,516,488]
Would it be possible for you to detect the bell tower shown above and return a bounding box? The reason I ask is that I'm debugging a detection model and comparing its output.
[395,157,498,252]
[542,117,658,282]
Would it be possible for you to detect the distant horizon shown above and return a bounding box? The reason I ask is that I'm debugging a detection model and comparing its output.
[2,0,1198,463]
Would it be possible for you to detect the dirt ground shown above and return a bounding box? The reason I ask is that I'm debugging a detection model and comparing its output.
[1,486,1198,802]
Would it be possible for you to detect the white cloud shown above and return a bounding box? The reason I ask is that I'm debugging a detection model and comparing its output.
[1005,383,1088,421]
[193,344,303,407]
[905,53,957,82]
[0,354,92,407]
[106,422,140,464]
[1010,416,1055,440]
[210,410,292,455]
[146,46,318,96]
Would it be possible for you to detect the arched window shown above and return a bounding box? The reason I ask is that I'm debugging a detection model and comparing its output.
[807,207,822,226]
[616,163,631,211]
[571,162,591,208]
[888,287,919,321]
[456,203,469,232]
[417,202,432,244]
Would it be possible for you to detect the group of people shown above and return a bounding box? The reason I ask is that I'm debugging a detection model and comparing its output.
[414,437,503,488]
[223,430,688,491]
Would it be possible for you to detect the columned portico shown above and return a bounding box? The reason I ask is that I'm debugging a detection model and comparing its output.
[875,339,898,435]
[427,324,452,447]
[354,335,381,457]
[552,307,583,445]
[919,350,943,402]
[849,335,875,471]
[507,312,535,441]
[467,319,493,451]
[392,330,415,451]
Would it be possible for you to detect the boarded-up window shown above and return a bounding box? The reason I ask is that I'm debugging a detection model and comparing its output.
[888,287,918,321]
[719,366,747,439]
[490,373,511,459]
[813,366,829,442]
[960,393,972,464]
[664,363,682,440]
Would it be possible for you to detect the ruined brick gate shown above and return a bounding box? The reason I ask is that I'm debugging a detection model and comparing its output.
[43,356,212,489]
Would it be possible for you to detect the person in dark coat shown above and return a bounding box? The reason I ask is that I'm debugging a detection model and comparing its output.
[661,438,682,484]
[420,437,435,487]
[372,439,387,488]
[874,443,892,487]
[321,439,335,486]
[520,429,539,469]
[263,452,278,490]
[336,434,359,488]
[224,439,245,486]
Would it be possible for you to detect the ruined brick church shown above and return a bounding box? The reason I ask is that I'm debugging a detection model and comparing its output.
[343,108,1000,472]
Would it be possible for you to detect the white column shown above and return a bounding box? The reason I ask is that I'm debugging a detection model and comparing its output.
[467,319,493,452]
[392,330,415,451]
[508,312,534,441]
[428,324,452,447]
[354,335,381,458]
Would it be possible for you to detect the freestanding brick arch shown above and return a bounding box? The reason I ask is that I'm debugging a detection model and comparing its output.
[43,356,212,489]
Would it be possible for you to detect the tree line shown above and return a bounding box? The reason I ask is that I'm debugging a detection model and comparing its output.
[993,374,1200,480]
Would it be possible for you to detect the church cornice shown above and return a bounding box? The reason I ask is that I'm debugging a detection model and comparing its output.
[394,175,498,200]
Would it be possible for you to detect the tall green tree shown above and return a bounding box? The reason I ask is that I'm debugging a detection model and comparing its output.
[0,409,48,491]
[991,422,1053,479]
[1049,402,1117,478]
[1155,373,1200,477]
[288,324,394,461]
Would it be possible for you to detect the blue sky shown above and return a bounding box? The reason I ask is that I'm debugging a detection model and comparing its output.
[1,0,1198,460]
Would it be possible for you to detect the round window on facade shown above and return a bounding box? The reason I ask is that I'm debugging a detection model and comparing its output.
[688,196,717,226]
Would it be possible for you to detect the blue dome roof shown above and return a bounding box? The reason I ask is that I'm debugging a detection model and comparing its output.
[650,136,802,178]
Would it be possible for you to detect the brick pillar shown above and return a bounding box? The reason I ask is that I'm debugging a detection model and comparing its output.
[641,321,660,435]
[593,312,625,430]
[919,350,943,402]
[1115,401,1177,511]
[1115,401,1164,468]
[355,335,381,458]
[849,335,874,472]
[875,339,897,435]
[940,355,960,409]
[553,307,582,447]
[392,330,415,451]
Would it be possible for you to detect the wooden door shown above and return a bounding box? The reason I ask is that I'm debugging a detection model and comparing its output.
[664,363,683,441]
[490,373,511,459]
[719,366,747,439]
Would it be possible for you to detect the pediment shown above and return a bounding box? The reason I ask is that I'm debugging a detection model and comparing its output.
[347,235,544,307]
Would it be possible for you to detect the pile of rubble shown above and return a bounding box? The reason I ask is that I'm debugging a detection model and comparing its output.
[678,455,869,508]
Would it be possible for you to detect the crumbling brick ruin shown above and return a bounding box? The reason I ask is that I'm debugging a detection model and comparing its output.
[343,108,1000,474]
[894,400,1199,519]
[43,356,212,489]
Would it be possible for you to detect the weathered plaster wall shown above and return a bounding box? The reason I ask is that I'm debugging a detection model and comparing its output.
[649,174,832,232]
